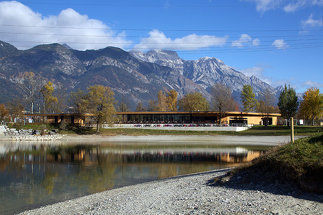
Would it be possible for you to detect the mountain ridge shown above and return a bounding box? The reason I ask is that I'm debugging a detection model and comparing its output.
[0,41,279,110]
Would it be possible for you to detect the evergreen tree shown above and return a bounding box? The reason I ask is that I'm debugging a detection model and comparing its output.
[241,85,257,112]
[278,85,298,120]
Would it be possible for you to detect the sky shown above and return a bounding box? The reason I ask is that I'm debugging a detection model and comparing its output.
[0,0,322,93]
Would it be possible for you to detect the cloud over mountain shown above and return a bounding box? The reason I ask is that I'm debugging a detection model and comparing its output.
[0,1,131,50]
[134,30,227,51]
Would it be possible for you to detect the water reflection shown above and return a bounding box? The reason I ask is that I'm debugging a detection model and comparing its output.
[0,142,269,214]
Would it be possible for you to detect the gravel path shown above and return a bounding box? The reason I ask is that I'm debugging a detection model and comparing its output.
[20,169,322,215]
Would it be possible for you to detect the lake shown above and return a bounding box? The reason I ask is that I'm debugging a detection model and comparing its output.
[0,137,276,214]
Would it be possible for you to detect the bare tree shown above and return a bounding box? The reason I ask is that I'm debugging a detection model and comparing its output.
[16,72,43,113]
[212,83,238,125]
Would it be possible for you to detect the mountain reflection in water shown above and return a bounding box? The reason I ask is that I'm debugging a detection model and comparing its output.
[0,142,269,214]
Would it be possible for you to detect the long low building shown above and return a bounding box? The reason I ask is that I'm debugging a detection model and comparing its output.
[25,111,281,126]
[118,111,280,126]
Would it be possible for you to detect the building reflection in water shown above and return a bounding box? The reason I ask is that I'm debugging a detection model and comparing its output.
[0,142,268,215]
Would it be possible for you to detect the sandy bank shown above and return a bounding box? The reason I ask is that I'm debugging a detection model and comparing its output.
[20,169,322,215]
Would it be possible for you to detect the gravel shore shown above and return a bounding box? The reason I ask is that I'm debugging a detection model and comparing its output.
[20,169,322,215]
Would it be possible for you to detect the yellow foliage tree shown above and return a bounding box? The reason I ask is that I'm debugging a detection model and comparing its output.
[178,92,209,111]
[40,81,59,113]
[299,88,321,125]
[166,89,178,111]
[86,85,116,133]
[0,104,9,122]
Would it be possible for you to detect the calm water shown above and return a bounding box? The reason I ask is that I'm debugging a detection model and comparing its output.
[0,141,270,214]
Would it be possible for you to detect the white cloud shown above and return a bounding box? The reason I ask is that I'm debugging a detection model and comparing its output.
[302,14,323,27]
[245,0,323,13]
[303,81,323,88]
[252,38,260,46]
[232,34,260,47]
[283,0,306,12]
[0,1,131,50]
[272,39,288,49]
[241,66,271,84]
[134,29,227,51]
[243,0,282,12]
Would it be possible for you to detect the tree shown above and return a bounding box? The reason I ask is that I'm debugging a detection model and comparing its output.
[69,89,88,113]
[166,89,178,111]
[178,92,209,111]
[17,72,43,113]
[298,88,321,125]
[136,102,145,111]
[256,88,277,125]
[241,85,257,112]
[157,90,167,111]
[147,99,158,111]
[212,83,238,125]
[0,104,9,122]
[7,100,24,122]
[118,96,130,112]
[278,85,298,121]
[40,81,59,113]
[86,85,116,133]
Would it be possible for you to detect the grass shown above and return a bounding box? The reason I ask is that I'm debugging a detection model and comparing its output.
[91,126,323,136]
[217,133,323,193]
[238,125,323,136]
[8,123,57,131]
[8,124,323,136]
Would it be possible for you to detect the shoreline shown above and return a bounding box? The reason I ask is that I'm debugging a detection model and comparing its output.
[19,168,322,215]
[0,134,300,146]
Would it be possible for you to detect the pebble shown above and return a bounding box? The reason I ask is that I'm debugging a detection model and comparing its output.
[20,169,322,215]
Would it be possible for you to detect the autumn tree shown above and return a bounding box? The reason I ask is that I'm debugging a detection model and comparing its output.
[278,85,298,121]
[69,89,88,113]
[166,89,178,111]
[298,88,321,125]
[40,81,59,113]
[147,100,158,111]
[86,85,116,133]
[157,90,167,111]
[241,85,257,112]
[178,92,209,111]
[0,104,9,122]
[7,100,24,122]
[212,83,238,125]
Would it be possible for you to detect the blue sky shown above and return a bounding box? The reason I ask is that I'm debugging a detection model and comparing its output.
[0,0,322,92]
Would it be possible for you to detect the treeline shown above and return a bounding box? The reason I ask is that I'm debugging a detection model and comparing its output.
[0,71,322,127]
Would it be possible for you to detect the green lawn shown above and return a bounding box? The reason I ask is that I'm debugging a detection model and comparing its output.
[238,125,323,136]
[8,123,323,136]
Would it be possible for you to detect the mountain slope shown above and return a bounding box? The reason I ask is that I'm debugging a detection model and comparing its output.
[0,42,208,108]
[0,41,279,110]
[130,49,276,101]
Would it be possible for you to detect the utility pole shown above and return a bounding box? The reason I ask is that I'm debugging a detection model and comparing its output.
[291,117,294,144]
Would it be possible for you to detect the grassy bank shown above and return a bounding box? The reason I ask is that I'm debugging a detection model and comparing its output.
[8,123,323,136]
[217,134,323,193]
[238,125,323,136]
[78,126,323,136]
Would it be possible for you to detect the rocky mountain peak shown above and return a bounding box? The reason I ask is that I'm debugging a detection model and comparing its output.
[0,41,279,108]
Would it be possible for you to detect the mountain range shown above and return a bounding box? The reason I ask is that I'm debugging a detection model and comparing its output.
[0,40,279,110]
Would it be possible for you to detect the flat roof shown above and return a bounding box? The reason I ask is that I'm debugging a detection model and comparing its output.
[118,111,281,117]
[25,111,281,117]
